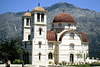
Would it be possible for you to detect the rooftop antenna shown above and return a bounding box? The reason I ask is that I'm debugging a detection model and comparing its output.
[38,3,40,7]
[62,9,65,13]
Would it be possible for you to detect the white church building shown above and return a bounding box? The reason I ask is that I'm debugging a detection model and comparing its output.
[21,5,88,65]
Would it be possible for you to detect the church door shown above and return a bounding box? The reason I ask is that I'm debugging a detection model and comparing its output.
[70,54,74,63]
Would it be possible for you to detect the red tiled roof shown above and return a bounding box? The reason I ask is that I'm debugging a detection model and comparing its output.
[47,31,56,41]
[59,30,88,43]
[53,13,75,23]
[79,32,88,42]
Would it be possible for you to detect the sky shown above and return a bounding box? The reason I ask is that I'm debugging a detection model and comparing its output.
[0,0,100,14]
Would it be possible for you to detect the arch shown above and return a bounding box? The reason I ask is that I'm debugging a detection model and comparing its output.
[58,23,62,26]
[70,33,75,39]
[59,30,80,41]
[26,18,30,26]
[68,23,71,28]
[39,28,42,35]
[28,35,30,40]
[41,13,44,22]
[52,24,54,27]
[59,30,88,43]
[38,41,42,48]
[70,54,74,63]
[48,52,53,59]
[58,23,62,28]
[37,13,40,22]
[38,52,42,60]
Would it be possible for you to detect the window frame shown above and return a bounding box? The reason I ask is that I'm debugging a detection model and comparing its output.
[70,33,75,40]
[38,53,41,60]
[39,28,42,35]
[48,43,53,49]
[69,43,74,50]
[38,41,42,48]
[41,13,44,22]
[26,18,29,26]
[48,53,53,59]
[37,13,40,22]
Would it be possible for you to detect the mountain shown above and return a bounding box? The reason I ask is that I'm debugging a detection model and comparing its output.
[0,2,100,57]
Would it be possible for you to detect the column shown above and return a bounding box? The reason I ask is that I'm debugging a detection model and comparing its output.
[34,13,37,23]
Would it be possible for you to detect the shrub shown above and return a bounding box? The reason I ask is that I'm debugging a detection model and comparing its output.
[90,63,100,66]
[62,61,66,66]
[13,59,24,65]
[76,64,90,67]
[49,61,52,64]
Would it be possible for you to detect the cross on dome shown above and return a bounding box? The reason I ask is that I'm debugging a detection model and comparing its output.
[62,9,66,13]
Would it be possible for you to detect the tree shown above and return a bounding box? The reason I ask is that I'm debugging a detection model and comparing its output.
[0,38,24,63]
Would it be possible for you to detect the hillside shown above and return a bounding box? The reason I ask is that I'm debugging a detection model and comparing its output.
[0,2,100,57]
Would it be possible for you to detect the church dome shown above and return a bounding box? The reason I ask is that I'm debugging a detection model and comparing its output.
[53,13,75,23]
[31,7,47,13]
[22,12,31,17]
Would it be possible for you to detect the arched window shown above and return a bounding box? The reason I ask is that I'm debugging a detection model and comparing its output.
[69,43,74,50]
[38,53,41,60]
[48,43,53,49]
[41,13,44,22]
[26,18,29,26]
[58,23,62,28]
[52,24,54,27]
[37,13,40,22]
[39,28,42,35]
[68,24,71,28]
[28,35,30,40]
[38,41,42,48]
[48,53,53,59]
[70,33,74,39]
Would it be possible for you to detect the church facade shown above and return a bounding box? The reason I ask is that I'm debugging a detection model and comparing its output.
[21,5,88,65]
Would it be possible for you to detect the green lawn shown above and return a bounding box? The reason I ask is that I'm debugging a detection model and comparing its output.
[66,64,90,67]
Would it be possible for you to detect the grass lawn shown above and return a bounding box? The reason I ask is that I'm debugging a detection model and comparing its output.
[66,64,90,67]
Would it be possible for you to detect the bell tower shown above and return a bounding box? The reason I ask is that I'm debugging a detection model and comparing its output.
[21,12,31,41]
[30,5,48,65]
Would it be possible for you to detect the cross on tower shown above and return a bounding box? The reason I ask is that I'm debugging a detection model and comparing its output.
[62,9,65,13]
[27,9,29,12]
[38,3,40,7]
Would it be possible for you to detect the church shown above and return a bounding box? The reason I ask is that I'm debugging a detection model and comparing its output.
[21,5,88,65]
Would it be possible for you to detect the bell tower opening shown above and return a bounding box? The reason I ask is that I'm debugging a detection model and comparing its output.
[37,13,40,22]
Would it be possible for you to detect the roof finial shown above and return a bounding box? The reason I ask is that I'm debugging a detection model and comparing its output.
[38,3,40,7]
[62,9,65,13]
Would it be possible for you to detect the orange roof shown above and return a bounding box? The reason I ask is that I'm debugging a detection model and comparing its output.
[79,32,88,42]
[59,30,88,43]
[53,13,76,24]
[31,7,47,13]
[22,12,31,17]
[47,31,56,41]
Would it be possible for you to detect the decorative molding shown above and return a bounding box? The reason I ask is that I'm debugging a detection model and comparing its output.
[24,27,31,28]
[51,22,77,25]
[31,23,47,26]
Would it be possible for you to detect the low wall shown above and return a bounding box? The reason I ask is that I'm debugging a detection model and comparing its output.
[0,64,6,67]
[10,64,22,67]
[24,64,36,67]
